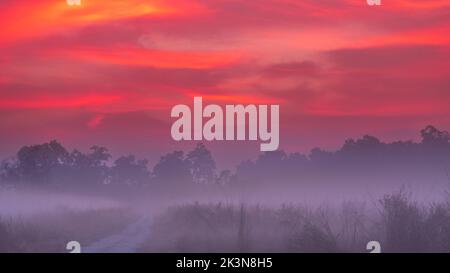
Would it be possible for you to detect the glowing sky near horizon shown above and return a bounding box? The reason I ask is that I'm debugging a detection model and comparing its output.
[0,0,449,167]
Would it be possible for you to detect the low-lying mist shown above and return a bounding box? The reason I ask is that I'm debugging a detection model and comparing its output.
[1,125,450,252]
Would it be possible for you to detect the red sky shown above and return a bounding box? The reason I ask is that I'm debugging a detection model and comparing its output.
[1,0,449,168]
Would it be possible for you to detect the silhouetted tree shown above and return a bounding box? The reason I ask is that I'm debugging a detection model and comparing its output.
[233,126,450,187]
[111,155,149,186]
[69,146,111,185]
[421,125,450,146]
[0,157,20,184]
[152,151,192,185]
[236,159,256,183]
[16,140,70,184]
[340,135,382,155]
[236,151,292,185]
[186,143,216,184]
[2,125,450,190]
[309,148,333,163]
[216,169,237,185]
[88,146,111,167]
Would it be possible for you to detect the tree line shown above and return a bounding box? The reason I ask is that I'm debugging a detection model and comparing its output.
[1,125,450,189]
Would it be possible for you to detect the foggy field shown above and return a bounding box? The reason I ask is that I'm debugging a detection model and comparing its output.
[0,189,123,217]
[0,190,136,253]
[2,187,450,252]
[141,191,450,253]
[1,126,450,252]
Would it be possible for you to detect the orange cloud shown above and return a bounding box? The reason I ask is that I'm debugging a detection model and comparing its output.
[0,94,121,109]
[47,47,241,69]
[0,0,178,44]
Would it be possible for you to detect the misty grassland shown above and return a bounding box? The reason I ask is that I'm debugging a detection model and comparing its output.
[1,125,450,252]
[140,191,450,253]
[0,190,137,252]
[3,189,450,253]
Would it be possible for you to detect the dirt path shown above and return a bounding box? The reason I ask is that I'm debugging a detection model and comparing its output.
[83,216,152,253]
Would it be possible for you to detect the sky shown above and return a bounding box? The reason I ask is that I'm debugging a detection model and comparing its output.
[0,0,449,168]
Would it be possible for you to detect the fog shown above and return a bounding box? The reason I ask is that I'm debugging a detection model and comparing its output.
[1,125,450,252]
[0,189,123,217]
